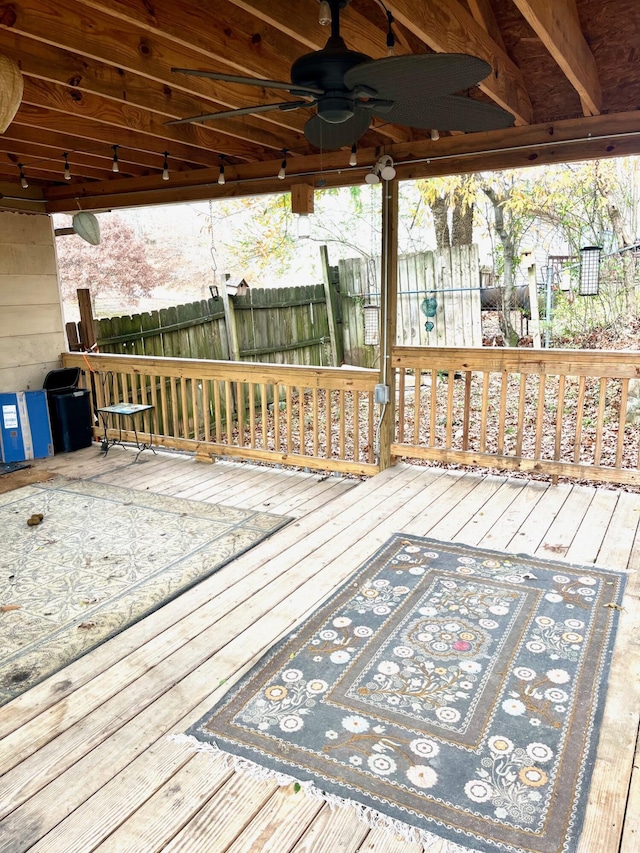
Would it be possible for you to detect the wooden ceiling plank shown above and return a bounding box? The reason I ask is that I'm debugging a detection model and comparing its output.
[511,0,602,116]
[0,0,312,138]
[466,0,506,51]
[383,0,533,125]
[19,76,280,163]
[0,34,304,153]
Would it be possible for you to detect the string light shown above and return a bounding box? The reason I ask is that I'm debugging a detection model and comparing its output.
[18,163,28,189]
[349,143,357,167]
[218,154,226,185]
[162,151,170,181]
[111,144,119,173]
[278,148,288,180]
[430,129,440,141]
[63,152,72,181]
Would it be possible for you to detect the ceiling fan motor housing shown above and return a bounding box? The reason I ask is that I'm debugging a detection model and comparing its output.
[291,36,372,123]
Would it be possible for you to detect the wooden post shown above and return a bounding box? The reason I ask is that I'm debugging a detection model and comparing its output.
[378,181,399,472]
[77,288,97,351]
[320,244,343,366]
[528,263,541,348]
[221,284,241,362]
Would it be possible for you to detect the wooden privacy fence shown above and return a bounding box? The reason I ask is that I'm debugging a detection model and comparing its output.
[61,352,379,476]
[391,346,640,486]
[95,286,334,366]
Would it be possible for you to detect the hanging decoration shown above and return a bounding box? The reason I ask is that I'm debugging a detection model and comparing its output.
[72,212,101,245]
[0,53,23,134]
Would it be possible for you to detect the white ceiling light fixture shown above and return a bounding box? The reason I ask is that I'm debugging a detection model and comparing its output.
[364,155,396,184]
[72,212,101,245]
[0,53,23,133]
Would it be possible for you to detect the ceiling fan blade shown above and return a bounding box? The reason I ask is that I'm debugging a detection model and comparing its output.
[304,110,372,150]
[373,94,514,132]
[167,100,312,126]
[345,54,491,101]
[171,68,322,96]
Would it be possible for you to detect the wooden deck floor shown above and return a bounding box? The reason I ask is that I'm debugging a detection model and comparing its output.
[1,447,639,853]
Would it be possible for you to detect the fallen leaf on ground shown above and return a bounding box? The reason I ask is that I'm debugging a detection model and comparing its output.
[78,621,96,629]
[1,604,21,612]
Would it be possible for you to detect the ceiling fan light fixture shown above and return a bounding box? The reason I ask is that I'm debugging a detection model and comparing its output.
[364,168,380,185]
[377,155,396,181]
[318,0,331,26]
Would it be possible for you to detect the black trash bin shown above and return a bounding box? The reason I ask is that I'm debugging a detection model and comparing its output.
[43,367,93,453]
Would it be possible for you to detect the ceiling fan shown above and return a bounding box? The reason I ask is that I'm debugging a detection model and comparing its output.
[169,0,514,150]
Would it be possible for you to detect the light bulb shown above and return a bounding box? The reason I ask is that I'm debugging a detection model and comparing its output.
[380,163,396,181]
[18,164,28,189]
[162,151,170,181]
[349,144,357,167]
[365,169,380,185]
[318,0,331,26]
[112,145,119,173]
[430,128,440,141]
[63,153,71,181]
[278,156,287,179]
[218,155,225,185]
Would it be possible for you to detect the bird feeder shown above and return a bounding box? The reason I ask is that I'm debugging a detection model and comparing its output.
[579,246,602,296]
[363,304,380,345]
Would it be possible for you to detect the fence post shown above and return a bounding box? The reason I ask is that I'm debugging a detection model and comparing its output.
[378,181,399,472]
[320,245,343,366]
[221,285,241,361]
[77,288,97,351]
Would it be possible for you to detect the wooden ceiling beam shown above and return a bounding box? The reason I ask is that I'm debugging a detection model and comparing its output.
[466,0,506,51]
[0,0,312,139]
[511,0,601,116]
[0,34,304,154]
[41,111,640,214]
[383,0,533,125]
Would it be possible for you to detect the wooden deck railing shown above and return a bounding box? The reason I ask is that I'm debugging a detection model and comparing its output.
[391,346,640,486]
[62,353,379,476]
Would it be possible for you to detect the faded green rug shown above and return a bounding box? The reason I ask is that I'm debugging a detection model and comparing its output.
[182,533,626,853]
[0,477,290,705]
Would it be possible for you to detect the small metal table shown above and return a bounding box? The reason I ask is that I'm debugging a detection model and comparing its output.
[96,403,155,460]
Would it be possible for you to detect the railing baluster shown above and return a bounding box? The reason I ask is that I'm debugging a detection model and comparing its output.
[180,377,188,439]
[429,369,437,448]
[516,373,527,458]
[237,381,245,446]
[574,376,586,464]
[414,372,422,447]
[225,381,234,444]
[534,375,547,460]
[368,390,374,463]
[398,369,406,444]
[616,378,629,468]
[480,372,490,453]
[248,382,256,449]
[313,387,319,458]
[191,378,199,441]
[202,379,210,443]
[170,377,179,438]
[213,380,222,443]
[353,390,360,463]
[446,371,454,448]
[462,371,471,451]
[594,377,607,465]
[260,383,267,450]
[497,369,508,455]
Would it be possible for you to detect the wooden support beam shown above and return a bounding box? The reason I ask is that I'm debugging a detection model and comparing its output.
[378,180,399,472]
[291,183,314,215]
[511,0,601,116]
[320,245,343,367]
[385,0,533,125]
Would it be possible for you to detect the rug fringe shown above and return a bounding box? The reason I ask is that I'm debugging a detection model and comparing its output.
[169,734,480,853]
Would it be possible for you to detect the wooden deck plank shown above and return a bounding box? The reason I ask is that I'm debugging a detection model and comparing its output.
[565,487,620,566]
[619,725,640,853]
[478,479,550,552]
[535,484,596,559]
[90,752,236,853]
[2,456,639,853]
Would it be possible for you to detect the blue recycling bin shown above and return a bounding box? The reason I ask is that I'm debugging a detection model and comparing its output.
[0,390,54,463]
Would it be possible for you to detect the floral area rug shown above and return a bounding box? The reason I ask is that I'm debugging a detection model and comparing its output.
[182,533,626,853]
[0,477,290,705]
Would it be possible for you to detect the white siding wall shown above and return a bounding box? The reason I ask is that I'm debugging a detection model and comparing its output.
[0,211,65,392]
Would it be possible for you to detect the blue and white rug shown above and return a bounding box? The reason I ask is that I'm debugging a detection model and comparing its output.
[182,533,626,853]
